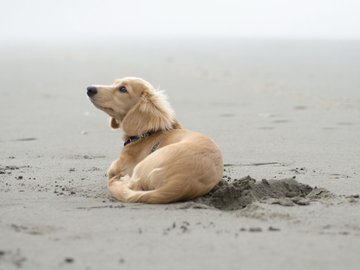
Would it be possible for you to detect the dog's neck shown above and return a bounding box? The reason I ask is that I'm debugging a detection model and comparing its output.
[122,120,182,147]
[123,131,156,146]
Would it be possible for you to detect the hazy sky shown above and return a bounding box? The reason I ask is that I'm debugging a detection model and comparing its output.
[1,0,360,41]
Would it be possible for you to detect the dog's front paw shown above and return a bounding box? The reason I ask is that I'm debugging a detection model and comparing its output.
[107,169,116,179]
[107,159,123,179]
[107,166,119,179]
[108,174,130,186]
[108,175,120,184]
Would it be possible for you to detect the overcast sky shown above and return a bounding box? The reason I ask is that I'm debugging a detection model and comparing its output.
[1,0,360,41]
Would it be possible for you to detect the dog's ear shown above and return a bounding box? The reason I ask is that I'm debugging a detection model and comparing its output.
[109,117,120,129]
[121,91,175,135]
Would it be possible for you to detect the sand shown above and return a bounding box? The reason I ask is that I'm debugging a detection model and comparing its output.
[0,38,360,270]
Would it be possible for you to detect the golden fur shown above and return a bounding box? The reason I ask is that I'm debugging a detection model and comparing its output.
[88,77,223,203]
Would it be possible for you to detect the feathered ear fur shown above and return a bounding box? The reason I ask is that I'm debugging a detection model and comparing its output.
[109,117,120,129]
[121,90,176,136]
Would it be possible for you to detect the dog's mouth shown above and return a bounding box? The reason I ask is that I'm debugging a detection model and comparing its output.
[89,99,115,114]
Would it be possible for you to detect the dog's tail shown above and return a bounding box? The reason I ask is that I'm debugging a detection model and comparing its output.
[108,179,187,204]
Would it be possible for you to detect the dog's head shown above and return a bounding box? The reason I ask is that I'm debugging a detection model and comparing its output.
[87,77,177,135]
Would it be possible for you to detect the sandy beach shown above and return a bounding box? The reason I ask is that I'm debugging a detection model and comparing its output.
[0,38,360,269]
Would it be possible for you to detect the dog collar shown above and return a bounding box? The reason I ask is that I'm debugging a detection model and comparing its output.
[124,131,155,147]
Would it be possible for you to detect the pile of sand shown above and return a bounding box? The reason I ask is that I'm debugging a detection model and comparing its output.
[193,176,333,210]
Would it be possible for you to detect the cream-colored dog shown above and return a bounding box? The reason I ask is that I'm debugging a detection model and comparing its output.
[87,77,223,203]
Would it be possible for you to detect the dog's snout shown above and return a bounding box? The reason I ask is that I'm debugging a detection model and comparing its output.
[87,86,98,97]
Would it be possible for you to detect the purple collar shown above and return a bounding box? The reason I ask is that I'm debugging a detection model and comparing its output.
[123,131,155,146]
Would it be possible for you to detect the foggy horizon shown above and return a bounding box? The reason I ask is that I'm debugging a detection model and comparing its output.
[1,0,360,42]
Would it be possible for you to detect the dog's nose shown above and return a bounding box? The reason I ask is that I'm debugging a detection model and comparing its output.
[87,86,98,97]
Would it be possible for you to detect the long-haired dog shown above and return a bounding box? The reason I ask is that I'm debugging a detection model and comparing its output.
[87,77,223,203]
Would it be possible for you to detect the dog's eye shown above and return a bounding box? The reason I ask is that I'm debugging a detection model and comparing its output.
[119,86,128,93]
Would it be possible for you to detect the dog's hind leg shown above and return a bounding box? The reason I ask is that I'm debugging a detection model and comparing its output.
[107,172,188,204]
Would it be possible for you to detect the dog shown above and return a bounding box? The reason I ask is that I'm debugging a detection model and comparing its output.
[87,77,223,203]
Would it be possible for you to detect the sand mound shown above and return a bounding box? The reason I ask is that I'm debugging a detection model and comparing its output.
[193,176,332,210]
